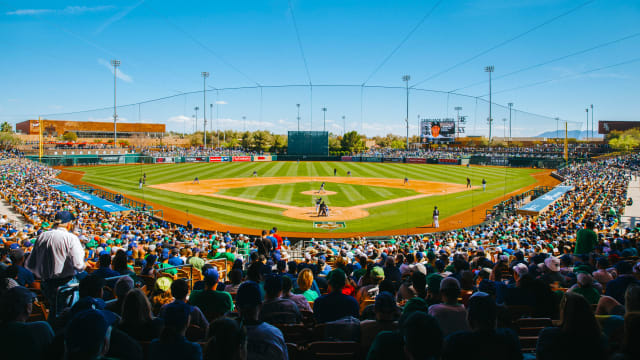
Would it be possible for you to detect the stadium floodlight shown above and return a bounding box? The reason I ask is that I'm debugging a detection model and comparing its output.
[110,59,120,146]
[585,108,589,140]
[402,75,411,150]
[201,72,209,148]
[296,103,301,131]
[322,107,327,132]
[454,107,462,138]
[508,103,513,143]
[590,104,594,139]
[342,115,346,136]
[194,106,199,134]
[555,117,560,139]
[210,103,214,148]
[485,66,494,142]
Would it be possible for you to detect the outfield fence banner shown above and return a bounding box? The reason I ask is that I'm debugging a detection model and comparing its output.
[232,156,252,162]
[50,184,130,213]
[313,221,346,230]
[209,156,232,162]
[406,157,427,164]
[99,156,124,164]
[184,156,208,162]
[154,157,174,163]
[341,156,353,161]
[517,185,574,215]
[437,158,460,165]
[363,157,382,163]
[252,155,272,162]
[383,157,403,163]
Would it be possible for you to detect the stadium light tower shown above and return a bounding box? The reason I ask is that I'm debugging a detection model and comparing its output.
[201,72,209,148]
[322,107,327,132]
[555,117,560,139]
[210,103,214,148]
[194,106,199,135]
[296,103,300,131]
[342,115,346,136]
[485,66,494,142]
[508,102,513,143]
[590,104,594,139]
[110,59,120,146]
[454,107,462,138]
[402,75,411,150]
[585,107,589,141]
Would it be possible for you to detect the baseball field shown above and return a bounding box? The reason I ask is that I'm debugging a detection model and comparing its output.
[61,161,557,237]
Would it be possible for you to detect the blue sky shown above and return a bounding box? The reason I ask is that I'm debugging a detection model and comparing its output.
[1,0,639,137]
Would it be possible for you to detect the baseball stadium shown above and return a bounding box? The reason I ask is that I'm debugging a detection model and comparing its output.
[2,2,640,360]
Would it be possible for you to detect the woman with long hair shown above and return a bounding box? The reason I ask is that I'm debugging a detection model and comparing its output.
[536,292,606,360]
[148,302,201,360]
[294,268,318,301]
[117,288,164,341]
[205,317,247,360]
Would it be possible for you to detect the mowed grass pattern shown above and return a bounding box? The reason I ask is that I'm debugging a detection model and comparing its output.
[218,182,419,207]
[73,162,541,233]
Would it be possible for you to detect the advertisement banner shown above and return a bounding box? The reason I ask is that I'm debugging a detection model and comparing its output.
[209,156,232,162]
[437,158,460,165]
[252,155,272,162]
[185,157,207,162]
[232,156,252,162]
[421,119,456,144]
[155,157,173,163]
[518,186,573,215]
[363,157,382,163]
[50,184,130,213]
[99,156,122,164]
[383,157,403,163]
[341,156,353,161]
[313,221,346,230]
[406,157,427,164]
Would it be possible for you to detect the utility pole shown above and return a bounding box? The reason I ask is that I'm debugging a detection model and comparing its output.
[585,108,589,141]
[402,75,411,150]
[194,107,199,135]
[296,103,300,131]
[322,107,327,132]
[485,66,494,142]
[508,102,513,144]
[111,59,120,146]
[590,104,594,139]
[342,115,346,136]
[201,72,209,148]
[210,103,214,148]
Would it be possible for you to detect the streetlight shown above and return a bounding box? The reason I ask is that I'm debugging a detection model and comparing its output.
[585,108,589,141]
[201,72,209,148]
[508,102,513,144]
[194,106,199,134]
[322,107,327,132]
[342,115,346,136]
[110,59,120,146]
[296,103,300,131]
[485,65,494,142]
[402,75,411,150]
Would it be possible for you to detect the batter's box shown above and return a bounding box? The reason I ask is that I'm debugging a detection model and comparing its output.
[314,221,346,230]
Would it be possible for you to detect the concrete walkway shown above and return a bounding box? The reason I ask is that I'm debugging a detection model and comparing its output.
[0,198,27,228]
[621,178,640,228]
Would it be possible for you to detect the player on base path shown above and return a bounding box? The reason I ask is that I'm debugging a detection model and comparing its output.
[433,206,440,228]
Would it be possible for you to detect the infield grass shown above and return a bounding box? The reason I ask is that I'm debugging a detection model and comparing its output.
[72,161,542,233]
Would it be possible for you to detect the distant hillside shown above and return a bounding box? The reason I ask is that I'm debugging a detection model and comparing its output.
[535,130,602,139]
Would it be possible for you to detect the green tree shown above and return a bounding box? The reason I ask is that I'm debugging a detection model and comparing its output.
[329,136,342,152]
[390,139,406,149]
[341,131,366,154]
[189,134,203,146]
[241,132,253,149]
[252,131,272,151]
[609,134,639,151]
[0,122,12,133]
[271,134,287,153]
[62,131,78,141]
[0,132,21,149]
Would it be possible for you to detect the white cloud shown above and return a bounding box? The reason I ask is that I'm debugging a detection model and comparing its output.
[218,118,274,128]
[215,100,228,105]
[98,58,133,82]
[95,1,143,35]
[6,5,115,16]
[168,115,192,123]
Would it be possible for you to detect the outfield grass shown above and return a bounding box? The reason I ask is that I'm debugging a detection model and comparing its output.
[217,181,418,207]
[72,162,542,233]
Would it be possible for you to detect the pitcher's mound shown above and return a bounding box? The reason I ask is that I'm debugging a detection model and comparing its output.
[300,190,337,196]
[282,207,369,221]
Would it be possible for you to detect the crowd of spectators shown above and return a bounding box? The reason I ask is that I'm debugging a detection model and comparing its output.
[0,150,639,359]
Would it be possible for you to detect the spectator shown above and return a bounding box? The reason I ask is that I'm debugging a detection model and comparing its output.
[150,302,202,360]
[161,278,209,333]
[575,221,598,255]
[360,291,399,353]
[260,275,301,324]
[150,277,174,314]
[314,269,360,323]
[569,273,601,305]
[428,277,470,336]
[294,268,319,301]
[118,288,164,341]
[402,311,444,360]
[106,276,134,315]
[189,267,234,321]
[281,275,311,312]
[65,309,112,360]
[205,317,248,360]
[236,281,288,360]
[606,261,640,305]
[9,248,34,287]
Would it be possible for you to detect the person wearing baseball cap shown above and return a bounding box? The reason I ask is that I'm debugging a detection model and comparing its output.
[427,277,470,336]
[26,210,85,320]
[313,269,360,323]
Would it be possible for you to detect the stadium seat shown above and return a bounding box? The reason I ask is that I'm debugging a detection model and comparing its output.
[306,341,360,360]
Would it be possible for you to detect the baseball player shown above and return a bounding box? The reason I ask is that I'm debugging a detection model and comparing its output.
[319,182,325,193]
[433,206,440,228]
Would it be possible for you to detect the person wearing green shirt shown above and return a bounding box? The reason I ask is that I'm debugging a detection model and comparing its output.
[189,268,234,320]
[187,254,205,271]
[214,247,236,262]
[569,273,601,305]
[575,221,598,255]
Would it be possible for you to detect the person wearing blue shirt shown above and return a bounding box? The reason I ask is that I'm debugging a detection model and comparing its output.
[92,253,120,280]
[10,249,35,287]
[150,302,202,360]
[168,250,184,267]
[313,269,359,323]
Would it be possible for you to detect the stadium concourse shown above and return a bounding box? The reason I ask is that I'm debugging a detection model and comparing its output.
[1,149,640,360]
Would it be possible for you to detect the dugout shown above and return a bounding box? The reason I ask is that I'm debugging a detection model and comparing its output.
[287,131,328,156]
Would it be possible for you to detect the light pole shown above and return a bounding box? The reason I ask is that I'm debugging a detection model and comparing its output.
[194,106,199,135]
[296,103,300,131]
[192,115,195,135]
[322,107,327,132]
[454,107,462,139]
[590,104,594,139]
[402,75,410,150]
[342,115,346,136]
[508,102,513,144]
[555,117,560,140]
[485,66,494,142]
[585,108,589,141]
[110,59,120,146]
[201,72,209,148]
[502,118,507,139]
